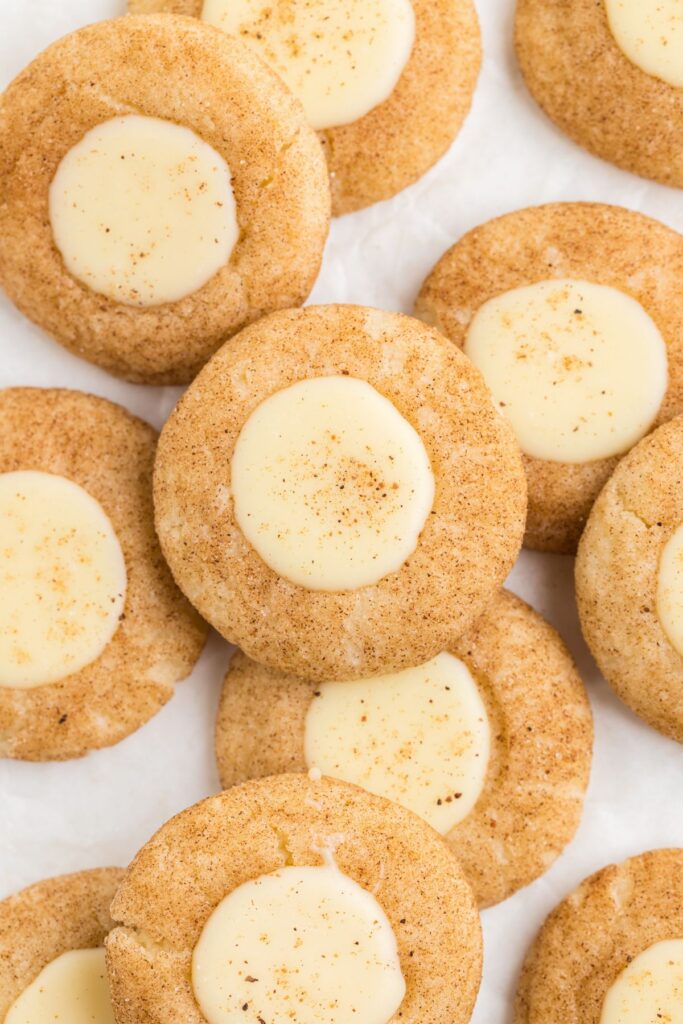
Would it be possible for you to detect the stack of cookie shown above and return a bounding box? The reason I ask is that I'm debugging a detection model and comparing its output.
[0,2,682,1023]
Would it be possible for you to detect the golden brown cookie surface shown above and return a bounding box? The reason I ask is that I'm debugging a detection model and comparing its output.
[514,849,683,1024]
[127,0,481,215]
[215,590,593,907]
[515,0,683,188]
[0,388,207,761]
[576,415,683,743]
[0,867,123,1019]
[416,203,683,553]
[0,15,330,384]
[154,304,527,682]
[106,773,482,1024]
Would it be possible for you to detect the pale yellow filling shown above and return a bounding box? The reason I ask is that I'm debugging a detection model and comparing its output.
[600,939,683,1024]
[464,279,667,464]
[49,114,238,307]
[0,471,126,688]
[657,524,683,657]
[201,0,415,130]
[304,653,490,833]
[231,376,435,591]
[605,0,683,88]
[192,865,406,1024]
[4,948,115,1024]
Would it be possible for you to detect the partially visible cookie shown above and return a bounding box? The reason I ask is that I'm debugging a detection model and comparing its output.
[0,15,329,383]
[0,867,123,1021]
[106,773,482,1024]
[128,0,481,215]
[215,590,593,907]
[154,304,526,682]
[515,0,683,188]
[416,203,683,552]
[515,849,683,1024]
[0,388,207,761]
[576,415,683,743]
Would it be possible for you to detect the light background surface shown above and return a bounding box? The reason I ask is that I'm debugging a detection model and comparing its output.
[1,2,682,1020]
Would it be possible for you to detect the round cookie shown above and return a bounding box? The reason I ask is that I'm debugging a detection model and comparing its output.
[154,304,527,682]
[105,773,482,1024]
[0,867,123,1021]
[0,15,330,384]
[0,387,207,761]
[576,415,683,743]
[515,0,683,189]
[416,203,683,553]
[514,848,683,1024]
[215,590,593,908]
[127,0,481,216]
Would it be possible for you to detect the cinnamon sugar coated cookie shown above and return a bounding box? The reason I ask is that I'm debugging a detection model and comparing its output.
[0,388,207,761]
[416,203,683,552]
[515,849,683,1024]
[154,305,527,682]
[0,867,123,1023]
[576,415,683,743]
[105,774,482,1024]
[215,590,593,907]
[127,0,481,215]
[0,15,330,383]
[515,0,683,187]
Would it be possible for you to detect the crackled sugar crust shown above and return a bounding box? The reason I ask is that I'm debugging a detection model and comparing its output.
[0,15,330,384]
[128,0,481,216]
[106,774,482,1024]
[0,388,207,761]
[154,305,527,683]
[215,591,593,907]
[0,867,124,1019]
[515,849,683,1024]
[416,203,683,554]
[576,416,683,743]
[515,0,683,189]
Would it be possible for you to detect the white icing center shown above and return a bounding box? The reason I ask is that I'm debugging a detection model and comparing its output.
[304,652,490,833]
[192,865,406,1024]
[200,0,415,130]
[49,114,238,307]
[0,471,126,688]
[657,524,683,657]
[600,939,683,1024]
[464,279,667,463]
[4,949,115,1024]
[605,0,683,88]
[231,376,435,591]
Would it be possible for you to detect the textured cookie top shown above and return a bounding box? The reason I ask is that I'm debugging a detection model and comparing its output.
[515,0,683,188]
[154,304,527,682]
[0,388,207,761]
[576,414,683,743]
[0,867,123,1019]
[128,0,481,215]
[515,848,683,1024]
[106,773,482,1024]
[416,202,683,553]
[0,14,330,383]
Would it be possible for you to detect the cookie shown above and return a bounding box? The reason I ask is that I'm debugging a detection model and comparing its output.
[105,773,482,1024]
[416,203,683,553]
[515,848,683,1024]
[0,867,123,1023]
[515,0,683,188]
[576,415,683,743]
[215,590,592,907]
[0,388,207,761]
[0,15,330,384]
[128,0,481,215]
[154,304,526,682]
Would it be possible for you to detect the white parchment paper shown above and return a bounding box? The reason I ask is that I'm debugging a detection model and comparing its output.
[1,2,682,1020]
